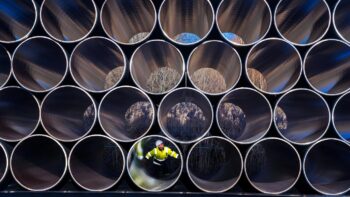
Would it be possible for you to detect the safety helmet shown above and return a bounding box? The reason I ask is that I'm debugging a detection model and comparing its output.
[155,140,164,147]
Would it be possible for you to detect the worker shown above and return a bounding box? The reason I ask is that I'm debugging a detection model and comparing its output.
[145,140,179,166]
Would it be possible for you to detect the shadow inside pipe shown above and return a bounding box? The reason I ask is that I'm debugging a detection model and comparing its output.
[0,45,11,87]
[0,144,6,184]
[334,0,350,43]
[333,92,350,142]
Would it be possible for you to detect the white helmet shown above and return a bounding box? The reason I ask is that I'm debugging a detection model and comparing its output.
[155,140,164,147]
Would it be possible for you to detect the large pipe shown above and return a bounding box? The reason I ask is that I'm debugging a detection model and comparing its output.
[332,91,350,142]
[334,0,350,43]
[275,88,330,145]
[127,135,183,192]
[99,86,155,142]
[216,88,272,144]
[186,136,243,193]
[40,0,97,43]
[0,0,37,43]
[0,86,40,142]
[0,44,11,88]
[10,134,67,191]
[304,138,350,195]
[70,36,127,93]
[69,135,125,191]
[216,0,272,46]
[130,40,185,95]
[159,0,214,45]
[244,137,301,194]
[41,85,97,142]
[187,40,242,95]
[101,0,156,45]
[245,38,302,94]
[12,36,68,93]
[303,39,350,96]
[275,0,331,46]
[158,87,213,144]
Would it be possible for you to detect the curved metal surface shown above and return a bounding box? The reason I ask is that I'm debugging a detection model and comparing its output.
[0,143,8,185]
[334,0,350,43]
[0,44,11,88]
[333,91,350,142]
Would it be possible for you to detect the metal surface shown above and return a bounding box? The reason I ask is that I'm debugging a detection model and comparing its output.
[0,44,11,88]
[332,91,350,142]
[333,0,350,43]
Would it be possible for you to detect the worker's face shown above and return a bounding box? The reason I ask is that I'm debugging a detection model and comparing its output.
[158,143,164,150]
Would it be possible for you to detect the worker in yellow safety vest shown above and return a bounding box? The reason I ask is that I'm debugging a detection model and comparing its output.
[145,140,179,166]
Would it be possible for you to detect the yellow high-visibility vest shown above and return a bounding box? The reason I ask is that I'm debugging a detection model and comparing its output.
[145,147,179,161]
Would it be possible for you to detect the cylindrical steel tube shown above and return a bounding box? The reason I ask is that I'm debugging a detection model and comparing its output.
[304,138,350,195]
[245,38,302,94]
[0,44,11,88]
[304,39,350,96]
[332,91,350,142]
[41,85,97,142]
[275,89,330,145]
[69,135,125,191]
[186,136,243,193]
[334,0,350,43]
[40,0,97,43]
[216,0,272,46]
[0,142,8,185]
[101,0,156,45]
[187,40,242,95]
[99,86,155,142]
[130,40,185,95]
[70,36,127,93]
[275,0,331,46]
[159,0,214,45]
[158,87,213,144]
[244,137,301,194]
[0,0,37,43]
[0,86,40,142]
[12,36,68,93]
[216,88,272,144]
[10,134,67,191]
[127,135,183,192]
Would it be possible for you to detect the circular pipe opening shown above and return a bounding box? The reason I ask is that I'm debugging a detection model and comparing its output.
[246,38,302,94]
[217,88,272,144]
[158,88,213,144]
[69,135,125,191]
[127,135,183,192]
[130,40,185,95]
[216,0,271,46]
[70,37,126,93]
[0,143,8,184]
[0,44,11,87]
[10,135,67,191]
[159,0,214,45]
[333,92,350,142]
[0,87,40,142]
[187,136,243,193]
[275,0,331,46]
[12,36,68,93]
[245,138,301,194]
[304,138,350,195]
[275,89,330,145]
[0,0,37,43]
[304,39,350,96]
[187,40,242,95]
[334,0,350,43]
[99,86,155,142]
[41,86,96,142]
[101,0,156,45]
[40,0,97,43]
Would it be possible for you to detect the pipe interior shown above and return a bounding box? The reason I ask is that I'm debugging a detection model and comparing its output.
[41,87,95,141]
[304,40,350,95]
[218,89,271,143]
[275,0,330,45]
[101,0,155,44]
[0,88,39,141]
[128,137,182,191]
[99,87,154,141]
[0,0,36,42]
[217,0,271,45]
[70,136,124,191]
[246,39,301,93]
[276,90,329,144]
[188,41,241,94]
[71,38,125,92]
[334,0,350,42]
[11,136,66,191]
[245,139,300,194]
[333,93,350,141]
[158,89,213,142]
[0,45,11,86]
[304,140,350,195]
[41,0,96,42]
[0,145,6,182]
[188,138,242,192]
[12,37,67,92]
[159,0,213,44]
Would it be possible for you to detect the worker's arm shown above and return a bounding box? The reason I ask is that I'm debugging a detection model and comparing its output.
[166,148,179,159]
[145,148,156,159]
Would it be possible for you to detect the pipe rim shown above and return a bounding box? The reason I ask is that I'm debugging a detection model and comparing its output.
[0,45,12,88]
[0,143,8,184]
[332,90,350,143]
[333,0,350,44]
